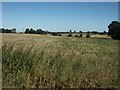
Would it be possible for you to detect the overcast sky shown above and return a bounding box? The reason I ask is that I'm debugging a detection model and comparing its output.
[2,2,118,32]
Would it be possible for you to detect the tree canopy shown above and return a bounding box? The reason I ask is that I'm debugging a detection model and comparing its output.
[25,28,47,34]
[108,21,120,40]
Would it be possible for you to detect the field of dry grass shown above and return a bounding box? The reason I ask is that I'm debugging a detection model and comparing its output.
[2,33,118,88]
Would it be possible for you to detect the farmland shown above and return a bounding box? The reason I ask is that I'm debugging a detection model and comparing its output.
[2,33,119,88]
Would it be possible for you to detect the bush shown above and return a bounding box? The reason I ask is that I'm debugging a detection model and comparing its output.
[75,35,78,37]
[58,33,62,36]
[52,32,58,36]
[86,34,90,38]
[68,34,72,37]
[98,32,104,35]
[79,34,83,37]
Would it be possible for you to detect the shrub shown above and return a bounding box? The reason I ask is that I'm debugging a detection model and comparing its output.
[79,34,83,37]
[58,33,62,36]
[86,31,90,38]
[86,33,90,38]
[68,34,72,37]
[52,32,58,36]
[98,32,104,35]
[75,35,78,37]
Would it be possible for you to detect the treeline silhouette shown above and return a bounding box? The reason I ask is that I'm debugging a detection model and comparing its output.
[1,21,120,40]
[25,28,47,34]
[0,28,107,35]
[0,28,16,33]
[0,27,107,35]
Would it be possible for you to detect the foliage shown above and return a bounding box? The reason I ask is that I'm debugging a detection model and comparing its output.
[52,32,58,36]
[68,34,72,37]
[103,31,107,34]
[74,30,76,33]
[25,28,29,33]
[75,35,78,37]
[86,34,90,38]
[29,28,36,34]
[79,34,83,37]
[68,30,72,37]
[86,31,90,38]
[91,31,98,35]
[58,33,62,36]
[36,29,47,34]
[25,28,47,34]
[0,28,16,33]
[108,21,120,40]
[79,31,82,33]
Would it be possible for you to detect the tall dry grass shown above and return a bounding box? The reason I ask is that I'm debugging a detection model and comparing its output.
[2,33,118,88]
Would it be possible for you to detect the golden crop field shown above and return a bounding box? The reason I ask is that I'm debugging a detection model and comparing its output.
[2,33,119,88]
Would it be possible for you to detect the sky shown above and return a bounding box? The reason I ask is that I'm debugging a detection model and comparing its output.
[2,2,118,32]
[1,0,120,2]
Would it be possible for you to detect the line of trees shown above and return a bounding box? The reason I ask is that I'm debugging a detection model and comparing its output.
[0,27,107,35]
[25,28,48,34]
[0,28,16,33]
[1,21,119,40]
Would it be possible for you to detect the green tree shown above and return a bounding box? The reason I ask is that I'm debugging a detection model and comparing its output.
[103,31,107,34]
[79,31,82,33]
[58,32,62,36]
[79,31,83,37]
[25,28,29,33]
[52,32,58,36]
[86,31,90,38]
[11,28,16,33]
[108,21,120,40]
[74,30,76,33]
[36,29,42,34]
[68,29,72,37]
[79,34,83,37]
[0,28,5,33]
[29,28,36,34]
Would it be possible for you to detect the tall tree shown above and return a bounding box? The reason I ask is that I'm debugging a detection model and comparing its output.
[29,28,36,34]
[25,28,29,33]
[79,31,82,33]
[68,29,72,37]
[108,21,120,40]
